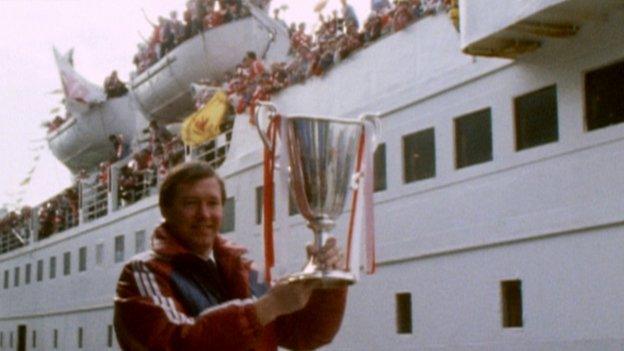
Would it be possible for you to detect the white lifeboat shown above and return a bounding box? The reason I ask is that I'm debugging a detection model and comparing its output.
[47,49,136,173]
[129,4,290,123]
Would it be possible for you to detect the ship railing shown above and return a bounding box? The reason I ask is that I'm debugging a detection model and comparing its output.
[187,118,234,169]
[0,226,29,255]
[113,166,157,210]
[79,174,109,223]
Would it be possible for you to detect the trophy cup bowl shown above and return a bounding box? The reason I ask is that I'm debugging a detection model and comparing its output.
[255,102,379,287]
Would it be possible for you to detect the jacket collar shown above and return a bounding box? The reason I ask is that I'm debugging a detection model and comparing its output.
[151,223,253,298]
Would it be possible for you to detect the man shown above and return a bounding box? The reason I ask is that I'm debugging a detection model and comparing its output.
[340,0,359,30]
[114,161,347,350]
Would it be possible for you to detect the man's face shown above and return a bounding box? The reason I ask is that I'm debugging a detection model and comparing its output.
[165,177,223,256]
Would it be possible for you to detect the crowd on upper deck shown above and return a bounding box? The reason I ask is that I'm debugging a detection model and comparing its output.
[189,0,453,123]
[13,0,457,247]
[132,0,273,75]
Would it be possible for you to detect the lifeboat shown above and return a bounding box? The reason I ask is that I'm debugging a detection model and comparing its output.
[47,97,136,173]
[47,49,136,173]
[130,4,290,123]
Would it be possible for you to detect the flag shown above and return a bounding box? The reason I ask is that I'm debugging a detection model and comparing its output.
[181,90,229,146]
[314,0,329,12]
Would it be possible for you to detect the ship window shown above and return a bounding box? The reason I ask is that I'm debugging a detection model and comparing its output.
[53,329,58,349]
[221,197,236,233]
[32,329,36,348]
[396,292,412,334]
[77,327,83,348]
[256,186,263,225]
[135,231,146,254]
[14,266,20,287]
[455,108,493,169]
[79,246,87,272]
[3,270,8,289]
[63,251,71,276]
[96,243,104,266]
[585,59,624,131]
[36,259,43,282]
[403,128,436,183]
[25,263,31,285]
[49,256,57,279]
[515,85,558,150]
[114,235,125,263]
[374,143,387,192]
[107,325,114,348]
[501,280,523,328]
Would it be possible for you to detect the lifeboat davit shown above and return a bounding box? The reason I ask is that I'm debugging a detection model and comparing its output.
[130,4,290,123]
[47,49,136,173]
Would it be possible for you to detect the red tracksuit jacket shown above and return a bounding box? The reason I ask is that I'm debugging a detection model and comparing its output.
[114,224,347,350]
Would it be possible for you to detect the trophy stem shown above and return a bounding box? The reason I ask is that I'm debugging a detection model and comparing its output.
[283,225,355,288]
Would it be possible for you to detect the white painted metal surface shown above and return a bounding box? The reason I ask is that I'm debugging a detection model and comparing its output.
[46,95,136,173]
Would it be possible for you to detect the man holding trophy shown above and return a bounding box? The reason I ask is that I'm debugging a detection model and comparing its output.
[114,161,348,350]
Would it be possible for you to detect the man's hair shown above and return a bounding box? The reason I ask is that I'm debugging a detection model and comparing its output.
[159,161,227,216]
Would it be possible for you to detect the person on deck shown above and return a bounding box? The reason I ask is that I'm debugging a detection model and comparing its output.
[114,162,347,350]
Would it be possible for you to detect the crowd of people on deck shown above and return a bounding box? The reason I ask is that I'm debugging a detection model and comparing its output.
[37,186,79,240]
[0,207,32,245]
[189,0,452,124]
[14,0,457,244]
[132,0,262,75]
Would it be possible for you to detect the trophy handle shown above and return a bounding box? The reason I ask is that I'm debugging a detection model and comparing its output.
[359,113,382,148]
[253,101,279,151]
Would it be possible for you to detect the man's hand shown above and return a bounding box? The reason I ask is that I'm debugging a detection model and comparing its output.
[306,236,344,270]
[254,280,319,325]
[254,236,345,326]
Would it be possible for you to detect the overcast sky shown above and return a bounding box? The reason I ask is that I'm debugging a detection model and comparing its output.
[0,0,369,209]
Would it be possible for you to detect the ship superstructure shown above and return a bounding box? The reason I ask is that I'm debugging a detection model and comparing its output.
[1,0,624,350]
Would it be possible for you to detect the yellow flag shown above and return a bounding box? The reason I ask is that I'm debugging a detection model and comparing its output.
[181,90,229,147]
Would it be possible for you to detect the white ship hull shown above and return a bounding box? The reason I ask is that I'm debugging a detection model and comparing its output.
[2,3,624,350]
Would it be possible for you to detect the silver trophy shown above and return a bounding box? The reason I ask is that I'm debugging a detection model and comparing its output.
[255,102,379,286]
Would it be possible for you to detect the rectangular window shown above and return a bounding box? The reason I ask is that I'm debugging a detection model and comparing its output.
[585,59,624,130]
[135,230,146,254]
[501,280,523,328]
[49,256,57,279]
[515,85,558,150]
[114,235,125,263]
[25,263,31,285]
[396,292,412,334]
[53,329,58,349]
[32,329,36,348]
[14,266,20,287]
[63,251,71,276]
[3,270,8,289]
[36,259,44,282]
[107,325,114,348]
[96,243,104,266]
[9,331,13,347]
[79,246,87,272]
[221,197,236,233]
[77,327,83,349]
[374,143,387,191]
[403,128,436,182]
[455,108,493,169]
[256,186,264,225]
[1,331,3,347]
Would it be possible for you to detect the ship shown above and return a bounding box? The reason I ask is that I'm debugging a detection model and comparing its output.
[2,0,624,350]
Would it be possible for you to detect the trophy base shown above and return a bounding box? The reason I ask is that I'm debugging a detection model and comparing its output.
[280,270,356,288]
